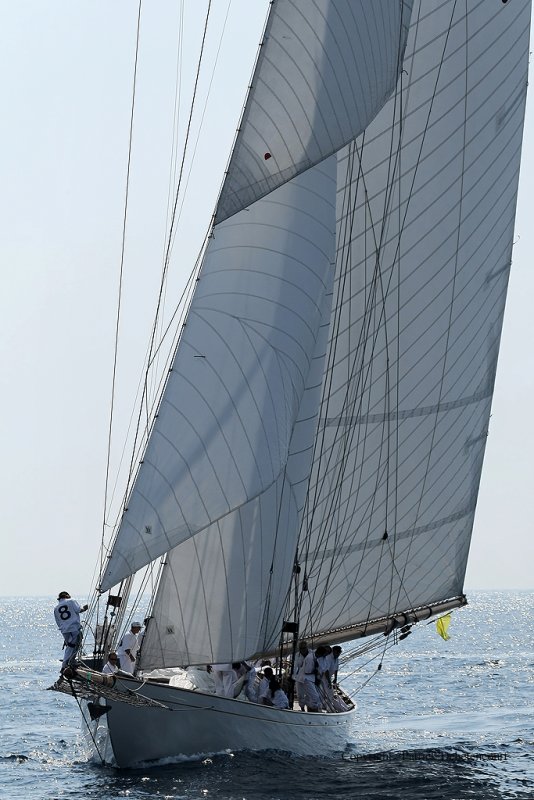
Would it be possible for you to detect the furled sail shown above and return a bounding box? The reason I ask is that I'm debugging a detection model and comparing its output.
[293,0,530,642]
[101,0,413,593]
[215,0,414,222]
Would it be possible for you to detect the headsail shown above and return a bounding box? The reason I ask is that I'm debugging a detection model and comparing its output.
[100,159,337,593]
[137,197,337,668]
[216,0,414,222]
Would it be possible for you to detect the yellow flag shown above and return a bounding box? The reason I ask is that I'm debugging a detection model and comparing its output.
[436,613,452,641]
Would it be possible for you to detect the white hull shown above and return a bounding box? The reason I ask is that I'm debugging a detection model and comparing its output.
[86,675,354,767]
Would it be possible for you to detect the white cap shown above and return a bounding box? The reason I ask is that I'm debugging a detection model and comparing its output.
[132,621,142,628]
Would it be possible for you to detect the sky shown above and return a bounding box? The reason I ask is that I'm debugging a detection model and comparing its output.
[1,1,533,598]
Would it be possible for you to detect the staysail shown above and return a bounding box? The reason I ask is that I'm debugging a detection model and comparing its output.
[100,0,412,594]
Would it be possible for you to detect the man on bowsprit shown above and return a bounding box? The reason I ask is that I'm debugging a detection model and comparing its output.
[54,591,88,672]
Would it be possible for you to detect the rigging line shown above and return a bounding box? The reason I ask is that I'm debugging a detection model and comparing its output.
[295,144,361,630]
[167,0,234,260]
[261,476,299,653]
[302,126,400,564]
[302,231,399,625]
[158,0,214,304]
[147,558,166,621]
[165,0,186,245]
[297,184,383,631]
[393,0,468,611]
[101,232,206,558]
[143,0,214,437]
[307,183,384,602]
[99,0,143,582]
[307,0,462,624]
[68,680,106,766]
[105,244,202,529]
[300,227,392,631]
[149,0,185,410]
[359,59,409,623]
[151,0,233,405]
[100,0,217,552]
[387,12,407,626]
[298,143,365,570]
[340,638,398,697]
[300,162,398,626]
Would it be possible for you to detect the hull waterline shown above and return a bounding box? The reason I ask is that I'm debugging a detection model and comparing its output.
[85,676,354,767]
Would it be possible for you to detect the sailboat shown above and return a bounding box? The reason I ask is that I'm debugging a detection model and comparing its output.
[50,0,531,767]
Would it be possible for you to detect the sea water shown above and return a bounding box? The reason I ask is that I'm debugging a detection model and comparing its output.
[0,592,533,799]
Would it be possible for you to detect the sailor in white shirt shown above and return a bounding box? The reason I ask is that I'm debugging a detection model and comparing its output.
[54,591,88,670]
[243,662,258,702]
[210,663,235,696]
[271,683,289,709]
[117,622,142,673]
[232,661,258,701]
[292,640,321,711]
[102,652,119,675]
[327,646,342,685]
[258,667,274,704]
[315,645,334,709]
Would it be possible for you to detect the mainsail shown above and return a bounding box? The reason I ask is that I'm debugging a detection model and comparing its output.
[100,0,530,669]
[294,0,531,643]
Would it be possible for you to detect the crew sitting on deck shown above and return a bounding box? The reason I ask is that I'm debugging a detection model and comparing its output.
[268,677,289,709]
[258,666,274,704]
[232,661,257,701]
[209,663,235,696]
[102,651,119,675]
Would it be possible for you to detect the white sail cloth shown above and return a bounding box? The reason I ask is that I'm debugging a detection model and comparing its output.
[138,212,337,669]
[101,159,337,594]
[103,0,530,668]
[216,0,413,222]
[295,0,530,639]
[101,0,413,594]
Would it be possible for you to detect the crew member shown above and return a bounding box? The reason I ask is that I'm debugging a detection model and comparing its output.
[53,591,88,671]
[117,621,142,674]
